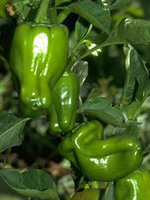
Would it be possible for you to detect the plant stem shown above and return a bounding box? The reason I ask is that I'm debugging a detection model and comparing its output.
[6,148,12,166]
[66,56,77,72]
[57,7,70,23]
[34,0,51,23]
[49,0,57,24]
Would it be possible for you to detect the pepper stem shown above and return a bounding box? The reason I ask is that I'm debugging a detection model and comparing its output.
[34,0,57,24]
[49,0,57,24]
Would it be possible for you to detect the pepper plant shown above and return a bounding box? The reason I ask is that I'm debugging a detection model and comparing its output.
[0,0,150,200]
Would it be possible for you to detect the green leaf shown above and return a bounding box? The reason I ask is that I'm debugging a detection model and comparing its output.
[110,0,132,10]
[134,43,150,63]
[0,169,60,200]
[57,7,70,23]
[107,0,115,6]
[97,0,113,7]
[122,121,139,137]
[121,45,150,119]
[124,100,142,120]
[72,61,88,87]
[143,145,150,155]
[144,80,150,98]
[103,18,150,46]
[69,0,111,34]
[56,0,71,6]
[85,27,107,45]
[0,112,29,152]
[81,96,111,110]
[121,45,149,108]
[79,96,125,127]
[75,18,90,42]
[102,182,116,200]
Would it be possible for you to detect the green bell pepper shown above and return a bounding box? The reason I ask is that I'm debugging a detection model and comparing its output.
[49,71,79,133]
[59,121,143,181]
[10,23,69,114]
[115,168,150,200]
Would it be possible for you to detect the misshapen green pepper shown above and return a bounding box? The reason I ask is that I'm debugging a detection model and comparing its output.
[115,168,150,200]
[59,121,143,181]
[49,72,79,133]
[10,23,69,114]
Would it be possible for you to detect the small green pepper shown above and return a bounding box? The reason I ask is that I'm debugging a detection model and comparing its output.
[49,71,79,133]
[115,168,150,200]
[59,121,143,181]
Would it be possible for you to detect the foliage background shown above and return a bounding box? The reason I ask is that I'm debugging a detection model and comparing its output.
[0,0,150,199]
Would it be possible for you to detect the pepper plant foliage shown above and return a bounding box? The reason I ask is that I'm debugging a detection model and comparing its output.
[0,0,150,199]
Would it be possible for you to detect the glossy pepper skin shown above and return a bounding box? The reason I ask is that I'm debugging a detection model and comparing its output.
[10,23,68,114]
[49,104,61,134]
[49,72,79,132]
[115,169,150,200]
[59,121,143,181]
[71,189,102,200]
